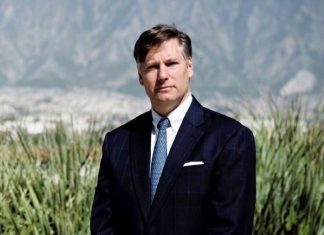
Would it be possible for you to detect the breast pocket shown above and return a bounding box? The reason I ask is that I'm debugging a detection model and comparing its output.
[175,164,210,199]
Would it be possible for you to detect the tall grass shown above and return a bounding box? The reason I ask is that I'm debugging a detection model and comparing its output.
[253,100,324,235]
[0,101,323,234]
[0,122,106,235]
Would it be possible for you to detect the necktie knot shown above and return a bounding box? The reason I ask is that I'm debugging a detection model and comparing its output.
[157,118,170,131]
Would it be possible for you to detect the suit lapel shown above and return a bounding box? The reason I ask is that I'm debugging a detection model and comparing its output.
[129,112,152,223]
[148,98,205,225]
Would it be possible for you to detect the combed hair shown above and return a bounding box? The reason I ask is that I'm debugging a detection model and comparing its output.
[133,24,192,64]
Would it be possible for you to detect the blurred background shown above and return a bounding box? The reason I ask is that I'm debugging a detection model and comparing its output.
[0,0,323,132]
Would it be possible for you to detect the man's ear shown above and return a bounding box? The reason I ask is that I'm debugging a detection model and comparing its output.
[138,73,144,85]
[187,59,194,79]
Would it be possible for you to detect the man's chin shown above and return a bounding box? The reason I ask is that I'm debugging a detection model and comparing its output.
[154,94,174,103]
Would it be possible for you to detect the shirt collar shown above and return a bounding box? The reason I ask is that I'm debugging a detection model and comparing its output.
[151,93,193,133]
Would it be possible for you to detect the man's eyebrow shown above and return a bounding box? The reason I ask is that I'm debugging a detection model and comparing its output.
[145,57,179,66]
[165,57,178,62]
[145,61,158,67]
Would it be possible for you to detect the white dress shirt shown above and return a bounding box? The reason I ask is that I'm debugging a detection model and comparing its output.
[150,94,193,168]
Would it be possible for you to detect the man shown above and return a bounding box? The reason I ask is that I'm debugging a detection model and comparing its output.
[91,24,256,235]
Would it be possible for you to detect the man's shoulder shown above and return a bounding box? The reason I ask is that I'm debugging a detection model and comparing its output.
[201,106,252,135]
[189,96,250,132]
[203,107,241,126]
[123,110,151,128]
[105,111,151,136]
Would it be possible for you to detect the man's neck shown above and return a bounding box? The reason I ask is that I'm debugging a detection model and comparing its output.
[152,92,191,116]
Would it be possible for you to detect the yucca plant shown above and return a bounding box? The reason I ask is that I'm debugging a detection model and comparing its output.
[253,99,324,235]
[0,121,107,234]
[0,100,323,234]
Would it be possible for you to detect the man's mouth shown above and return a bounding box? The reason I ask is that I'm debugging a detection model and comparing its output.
[156,86,172,91]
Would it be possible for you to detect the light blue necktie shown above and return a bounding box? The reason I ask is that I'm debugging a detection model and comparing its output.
[151,117,170,202]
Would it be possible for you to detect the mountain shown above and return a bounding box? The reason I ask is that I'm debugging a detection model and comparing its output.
[0,0,323,99]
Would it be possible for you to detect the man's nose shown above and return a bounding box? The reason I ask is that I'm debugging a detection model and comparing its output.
[158,65,168,80]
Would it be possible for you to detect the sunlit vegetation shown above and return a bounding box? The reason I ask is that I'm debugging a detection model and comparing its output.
[0,101,323,234]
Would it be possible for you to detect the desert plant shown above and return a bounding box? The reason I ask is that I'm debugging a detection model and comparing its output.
[0,101,323,234]
[253,100,324,235]
[0,122,105,235]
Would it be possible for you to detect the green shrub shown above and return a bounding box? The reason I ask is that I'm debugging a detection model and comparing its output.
[0,101,323,234]
[0,122,105,235]
[253,100,324,235]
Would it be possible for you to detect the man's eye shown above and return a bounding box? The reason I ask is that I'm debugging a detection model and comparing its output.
[146,65,158,71]
[167,62,178,67]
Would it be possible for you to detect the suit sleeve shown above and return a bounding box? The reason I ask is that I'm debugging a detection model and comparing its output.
[90,134,115,235]
[207,126,256,235]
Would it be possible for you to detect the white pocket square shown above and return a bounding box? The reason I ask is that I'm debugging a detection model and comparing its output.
[183,161,204,167]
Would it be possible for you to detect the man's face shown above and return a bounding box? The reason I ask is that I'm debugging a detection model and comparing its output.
[138,38,193,115]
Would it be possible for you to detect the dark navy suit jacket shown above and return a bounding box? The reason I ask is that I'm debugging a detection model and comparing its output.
[91,97,256,235]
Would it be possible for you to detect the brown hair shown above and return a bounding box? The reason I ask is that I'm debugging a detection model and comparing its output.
[133,24,192,64]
